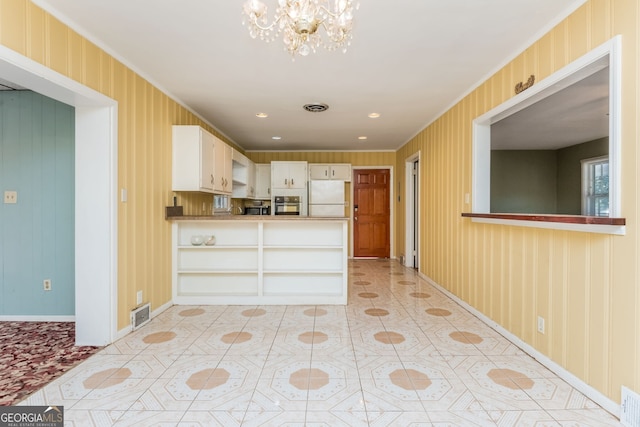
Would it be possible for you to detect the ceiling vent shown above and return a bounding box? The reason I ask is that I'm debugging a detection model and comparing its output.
[303,103,329,113]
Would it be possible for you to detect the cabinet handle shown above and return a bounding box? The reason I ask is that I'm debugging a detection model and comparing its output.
[268,187,270,195]
[291,178,294,185]
[285,179,288,185]
[325,170,328,177]
[332,170,335,177]
[211,174,214,185]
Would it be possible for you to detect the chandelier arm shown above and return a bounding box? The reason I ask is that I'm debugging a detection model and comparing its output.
[317,3,350,19]
[248,14,283,32]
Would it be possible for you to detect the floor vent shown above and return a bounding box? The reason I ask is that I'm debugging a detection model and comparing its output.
[622,386,640,427]
[131,303,151,331]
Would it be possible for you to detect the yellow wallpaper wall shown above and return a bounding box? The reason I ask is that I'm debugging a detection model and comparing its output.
[0,0,240,329]
[246,150,395,166]
[396,0,639,403]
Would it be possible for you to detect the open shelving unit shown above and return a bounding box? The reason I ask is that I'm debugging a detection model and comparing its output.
[172,218,348,305]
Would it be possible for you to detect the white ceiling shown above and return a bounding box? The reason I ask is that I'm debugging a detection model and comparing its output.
[33,0,588,152]
[492,67,609,150]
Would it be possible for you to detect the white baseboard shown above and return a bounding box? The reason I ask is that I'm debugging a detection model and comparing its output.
[0,315,75,322]
[418,271,620,418]
[114,300,174,342]
[152,301,173,319]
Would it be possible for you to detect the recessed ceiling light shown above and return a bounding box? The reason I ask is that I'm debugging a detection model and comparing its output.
[368,113,380,118]
[256,112,268,118]
[272,136,282,140]
[358,136,367,140]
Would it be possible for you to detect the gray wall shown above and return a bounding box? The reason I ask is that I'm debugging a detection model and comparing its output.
[0,91,75,316]
[491,150,557,213]
[491,138,608,214]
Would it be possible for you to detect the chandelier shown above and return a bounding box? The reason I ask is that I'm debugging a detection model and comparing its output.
[242,0,359,57]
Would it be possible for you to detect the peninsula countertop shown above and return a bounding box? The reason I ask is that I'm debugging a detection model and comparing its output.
[168,215,348,221]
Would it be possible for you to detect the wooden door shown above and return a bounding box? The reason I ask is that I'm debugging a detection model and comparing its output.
[353,169,390,257]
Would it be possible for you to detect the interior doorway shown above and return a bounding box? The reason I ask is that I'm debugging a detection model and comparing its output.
[352,168,391,258]
[0,45,118,346]
[404,153,420,269]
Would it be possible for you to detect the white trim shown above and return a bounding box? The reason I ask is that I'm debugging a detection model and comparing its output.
[470,217,624,236]
[349,166,394,259]
[418,271,620,418]
[404,152,420,268]
[471,36,623,235]
[0,45,118,346]
[0,316,75,322]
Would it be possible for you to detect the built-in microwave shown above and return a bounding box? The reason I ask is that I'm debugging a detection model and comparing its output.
[274,196,300,215]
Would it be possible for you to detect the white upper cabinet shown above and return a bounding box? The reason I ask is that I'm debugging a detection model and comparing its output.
[255,164,271,199]
[172,125,215,193]
[309,163,352,181]
[271,161,307,189]
[232,150,256,199]
[213,136,233,195]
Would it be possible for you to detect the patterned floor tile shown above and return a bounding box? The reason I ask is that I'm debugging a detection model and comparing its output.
[5,259,620,426]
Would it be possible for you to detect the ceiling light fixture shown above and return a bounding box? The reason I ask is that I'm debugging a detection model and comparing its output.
[358,136,367,140]
[272,136,282,140]
[368,112,380,118]
[242,0,359,57]
[256,112,269,118]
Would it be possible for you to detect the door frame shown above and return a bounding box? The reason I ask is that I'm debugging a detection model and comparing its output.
[349,166,394,259]
[0,45,118,346]
[404,152,420,268]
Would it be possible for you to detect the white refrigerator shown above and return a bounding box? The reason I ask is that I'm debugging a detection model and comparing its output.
[308,180,345,217]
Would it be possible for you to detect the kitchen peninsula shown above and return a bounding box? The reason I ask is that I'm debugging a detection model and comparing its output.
[171,216,348,305]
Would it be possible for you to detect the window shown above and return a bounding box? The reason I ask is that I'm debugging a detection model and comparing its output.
[582,156,609,216]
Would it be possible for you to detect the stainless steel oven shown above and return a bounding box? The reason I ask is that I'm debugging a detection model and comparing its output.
[274,196,301,215]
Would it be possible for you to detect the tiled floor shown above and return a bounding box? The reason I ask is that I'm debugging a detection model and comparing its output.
[20,259,621,426]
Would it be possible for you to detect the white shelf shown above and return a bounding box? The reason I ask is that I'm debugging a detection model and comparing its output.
[178,270,259,274]
[263,245,342,249]
[172,219,347,304]
[178,245,258,249]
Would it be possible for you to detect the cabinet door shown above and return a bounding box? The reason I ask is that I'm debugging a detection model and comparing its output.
[255,164,271,199]
[309,164,330,180]
[271,163,290,189]
[247,160,256,198]
[330,164,352,181]
[213,137,232,194]
[222,143,233,194]
[288,162,308,189]
[199,130,215,191]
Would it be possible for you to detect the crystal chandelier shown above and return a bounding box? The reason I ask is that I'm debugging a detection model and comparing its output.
[242,0,359,57]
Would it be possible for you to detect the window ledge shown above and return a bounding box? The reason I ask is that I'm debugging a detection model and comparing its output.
[461,213,626,235]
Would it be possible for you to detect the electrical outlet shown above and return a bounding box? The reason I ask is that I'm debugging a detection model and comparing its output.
[43,279,52,291]
[136,290,143,305]
[537,316,545,334]
[4,191,17,204]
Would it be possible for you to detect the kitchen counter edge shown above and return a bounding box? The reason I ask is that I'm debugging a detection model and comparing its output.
[167,215,348,221]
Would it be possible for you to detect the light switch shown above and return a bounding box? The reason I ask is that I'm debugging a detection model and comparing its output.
[4,191,17,204]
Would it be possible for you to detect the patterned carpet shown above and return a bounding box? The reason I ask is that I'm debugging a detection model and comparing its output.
[0,321,101,406]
